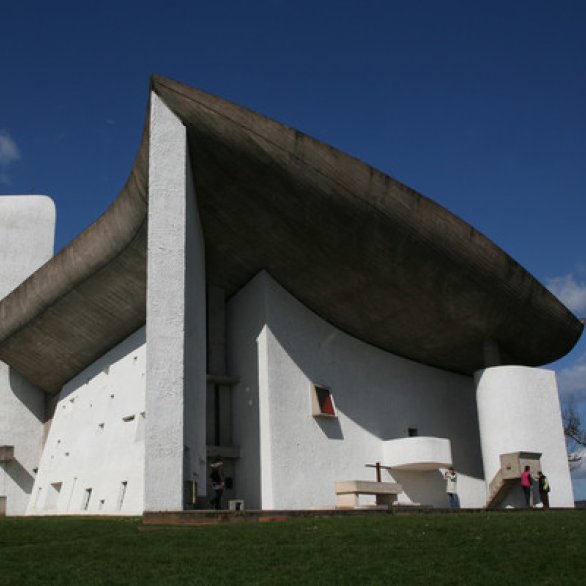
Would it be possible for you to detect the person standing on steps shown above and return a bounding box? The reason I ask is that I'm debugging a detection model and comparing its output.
[520,465,533,507]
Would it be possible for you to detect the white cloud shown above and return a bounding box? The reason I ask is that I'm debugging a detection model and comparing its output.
[0,129,21,167]
[546,273,586,316]
[557,353,586,399]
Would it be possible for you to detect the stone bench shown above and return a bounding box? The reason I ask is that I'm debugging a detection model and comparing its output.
[335,480,403,508]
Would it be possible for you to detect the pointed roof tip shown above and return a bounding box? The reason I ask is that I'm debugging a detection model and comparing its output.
[149,73,181,92]
[149,73,165,91]
[149,74,195,100]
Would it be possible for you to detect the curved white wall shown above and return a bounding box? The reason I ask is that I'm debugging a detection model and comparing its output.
[475,365,574,507]
[228,272,486,509]
[382,437,452,470]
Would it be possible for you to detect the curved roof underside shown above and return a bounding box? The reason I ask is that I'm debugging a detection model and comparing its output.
[0,75,582,394]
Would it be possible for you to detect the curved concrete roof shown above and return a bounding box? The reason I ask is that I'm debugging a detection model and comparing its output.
[0,75,582,393]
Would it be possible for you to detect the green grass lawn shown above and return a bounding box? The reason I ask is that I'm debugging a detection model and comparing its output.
[0,512,584,585]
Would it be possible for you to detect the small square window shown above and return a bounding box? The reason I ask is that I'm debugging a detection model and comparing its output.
[311,384,336,418]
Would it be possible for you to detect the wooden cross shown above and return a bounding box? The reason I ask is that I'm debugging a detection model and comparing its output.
[365,462,393,482]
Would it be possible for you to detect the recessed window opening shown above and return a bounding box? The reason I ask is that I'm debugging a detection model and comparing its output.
[311,384,336,417]
[122,415,135,422]
[46,482,62,510]
[408,427,418,437]
[117,481,128,511]
[82,488,92,511]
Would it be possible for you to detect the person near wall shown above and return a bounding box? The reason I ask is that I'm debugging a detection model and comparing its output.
[210,459,225,510]
[520,465,533,507]
[444,466,460,508]
[537,471,550,510]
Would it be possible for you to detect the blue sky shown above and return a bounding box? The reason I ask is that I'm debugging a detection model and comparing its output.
[1,0,586,497]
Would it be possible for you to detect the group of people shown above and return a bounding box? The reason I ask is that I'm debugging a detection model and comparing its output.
[520,465,550,509]
[444,465,551,509]
[211,459,552,511]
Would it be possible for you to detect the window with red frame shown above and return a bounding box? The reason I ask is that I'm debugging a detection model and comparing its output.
[311,384,336,417]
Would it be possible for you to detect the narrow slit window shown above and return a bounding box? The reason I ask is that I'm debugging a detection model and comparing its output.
[82,488,92,511]
[311,384,336,417]
[117,481,128,511]
[34,487,43,509]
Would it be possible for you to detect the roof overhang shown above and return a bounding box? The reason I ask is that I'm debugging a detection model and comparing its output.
[0,75,582,394]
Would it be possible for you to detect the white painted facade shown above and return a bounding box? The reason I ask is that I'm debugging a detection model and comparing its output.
[0,195,55,516]
[0,195,55,299]
[7,268,574,515]
[0,364,45,516]
[227,271,487,510]
[27,328,146,515]
[0,122,577,516]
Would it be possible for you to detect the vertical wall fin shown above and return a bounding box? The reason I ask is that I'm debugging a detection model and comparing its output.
[145,93,206,512]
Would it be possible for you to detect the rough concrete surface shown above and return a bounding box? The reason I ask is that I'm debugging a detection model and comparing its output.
[0,75,581,393]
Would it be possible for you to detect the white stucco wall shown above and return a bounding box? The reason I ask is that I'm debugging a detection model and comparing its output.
[227,272,486,509]
[145,93,207,511]
[0,195,55,299]
[475,365,574,508]
[27,327,146,515]
[0,195,55,515]
[0,365,45,515]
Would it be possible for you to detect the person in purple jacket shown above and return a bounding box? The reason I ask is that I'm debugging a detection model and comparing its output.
[520,465,533,507]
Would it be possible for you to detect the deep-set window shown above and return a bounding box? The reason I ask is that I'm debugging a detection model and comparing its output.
[311,384,336,417]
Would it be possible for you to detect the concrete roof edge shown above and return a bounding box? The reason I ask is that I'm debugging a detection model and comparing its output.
[0,75,582,392]
[0,139,148,342]
[151,75,583,365]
